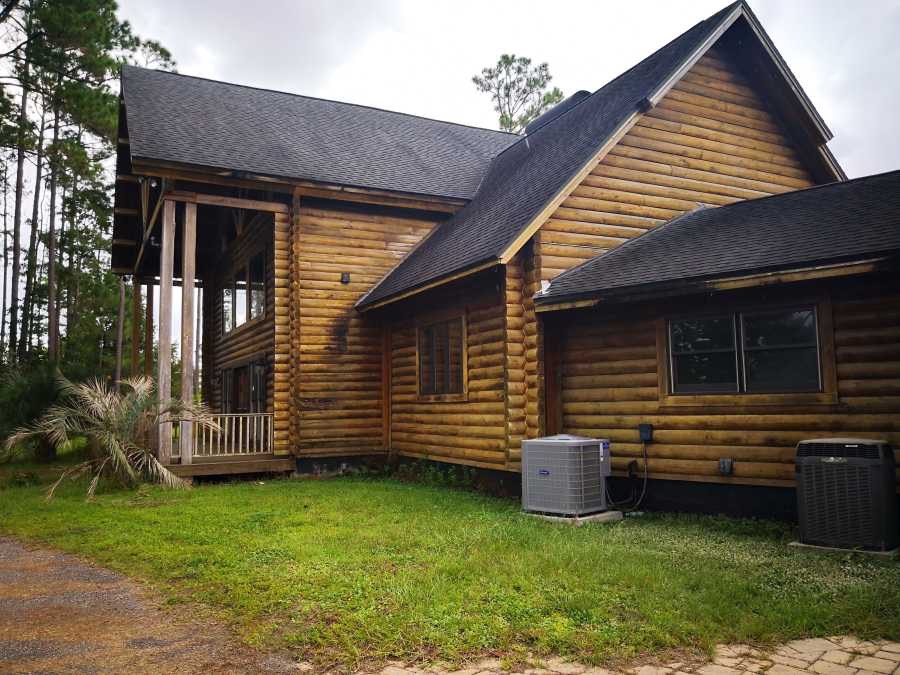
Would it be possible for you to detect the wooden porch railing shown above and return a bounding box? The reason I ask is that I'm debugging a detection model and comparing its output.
[172,413,274,459]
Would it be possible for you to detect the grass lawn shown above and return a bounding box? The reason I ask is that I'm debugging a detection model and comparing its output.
[1,467,898,669]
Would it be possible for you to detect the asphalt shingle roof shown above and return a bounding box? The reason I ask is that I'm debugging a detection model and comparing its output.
[538,170,900,304]
[356,2,742,308]
[121,65,518,201]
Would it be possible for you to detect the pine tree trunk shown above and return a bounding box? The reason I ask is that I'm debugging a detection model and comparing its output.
[19,109,45,360]
[9,53,30,363]
[1,163,9,355]
[46,89,60,363]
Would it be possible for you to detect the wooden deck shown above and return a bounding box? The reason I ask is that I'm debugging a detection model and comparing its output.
[165,453,295,478]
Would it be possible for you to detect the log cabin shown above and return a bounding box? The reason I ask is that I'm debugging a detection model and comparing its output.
[112,1,900,515]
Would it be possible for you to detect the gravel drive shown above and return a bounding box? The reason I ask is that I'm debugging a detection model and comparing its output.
[0,536,303,673]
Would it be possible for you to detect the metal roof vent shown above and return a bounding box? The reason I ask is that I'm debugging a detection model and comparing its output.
[522,435,611,516]
[796,438,898,551]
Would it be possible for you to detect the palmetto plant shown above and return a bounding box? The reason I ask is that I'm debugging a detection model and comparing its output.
[3,375,216,499]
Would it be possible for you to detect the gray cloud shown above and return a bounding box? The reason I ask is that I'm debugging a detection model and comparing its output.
[118,0,900,178]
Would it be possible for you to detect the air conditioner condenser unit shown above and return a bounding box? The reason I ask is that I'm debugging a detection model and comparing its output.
[522,435,611,516]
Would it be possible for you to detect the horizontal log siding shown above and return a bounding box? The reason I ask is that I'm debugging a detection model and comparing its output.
[294,205,435,456]
[202,215,275,416]
[555,284,900,488]
[390,285,509,470]
[272,212,291,454]
[535,47,816,282]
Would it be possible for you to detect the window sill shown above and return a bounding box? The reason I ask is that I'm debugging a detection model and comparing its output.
[659,391,838,409]
[416,393,468,403]
[223,314,267,339]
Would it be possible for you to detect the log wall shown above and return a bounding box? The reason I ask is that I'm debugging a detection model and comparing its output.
[550,278,900,489]
[293,203,436,456]
[534,46,817,281]
[389,278,509,470]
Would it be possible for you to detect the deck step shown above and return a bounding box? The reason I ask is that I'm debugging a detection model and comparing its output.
[166,457,295,477]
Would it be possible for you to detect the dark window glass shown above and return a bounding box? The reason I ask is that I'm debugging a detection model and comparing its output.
[250,253,265,320]
[418,317,464,396]
[222,369,233,412]
[251,362,267,412]
[234,266,248,328]
[670,316,737,393]
[742,309,819,392]
[234,365,250,413]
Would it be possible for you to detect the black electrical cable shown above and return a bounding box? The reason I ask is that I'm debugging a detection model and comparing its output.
[604,441,649,512]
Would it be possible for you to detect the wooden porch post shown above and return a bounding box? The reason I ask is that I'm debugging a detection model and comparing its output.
[157,199,175,463]
[113,275,125,392]
[144,281,154,377]
[180,202,197,464]
[130,276,141,376]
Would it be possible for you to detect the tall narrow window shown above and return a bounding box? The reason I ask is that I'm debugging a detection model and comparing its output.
[249,252,265,320]
[251,362,267,412]
[234,266,248,327]
[223,285,234,334]
[418,316,465,397]
[222,369,234,412]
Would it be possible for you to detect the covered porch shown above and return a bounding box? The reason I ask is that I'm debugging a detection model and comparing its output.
[114,174,294,476]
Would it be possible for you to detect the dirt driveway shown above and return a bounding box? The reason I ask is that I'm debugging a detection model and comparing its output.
[0,536,303,674]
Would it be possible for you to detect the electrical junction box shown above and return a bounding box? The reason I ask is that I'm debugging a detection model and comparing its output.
[522,435,611,516]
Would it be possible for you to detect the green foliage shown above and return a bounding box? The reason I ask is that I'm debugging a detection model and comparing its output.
[3,375,214,498]
[0,362,58,449]
[1,0,172,381]
[473,54,565,133]
[0,478,897,669]
[389,458,476,489]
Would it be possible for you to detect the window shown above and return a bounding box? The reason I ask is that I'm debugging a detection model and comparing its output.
[221,361,267,413]
[234,266,248,327]
[418,316,465,397]
[670,315,738,393]
[249,253,265,320]
[742,308,819,392]
[668,307,820,395]
[222,250,266,333]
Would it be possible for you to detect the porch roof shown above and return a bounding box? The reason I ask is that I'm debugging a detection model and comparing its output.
[536,170,900,305]
[120,65,517,201]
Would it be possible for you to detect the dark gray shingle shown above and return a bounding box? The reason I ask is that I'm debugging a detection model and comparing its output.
[538,170,900,303]
[357,2,743,308]
[121,66,518,200]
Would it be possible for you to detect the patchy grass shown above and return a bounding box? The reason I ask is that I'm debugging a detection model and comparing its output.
[0,473,898,669]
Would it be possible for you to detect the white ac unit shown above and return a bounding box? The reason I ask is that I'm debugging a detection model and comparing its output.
[522,435,611,516]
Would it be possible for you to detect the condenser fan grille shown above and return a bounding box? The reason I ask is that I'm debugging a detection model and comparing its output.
[796,438,898,551]
[799,463,876,547]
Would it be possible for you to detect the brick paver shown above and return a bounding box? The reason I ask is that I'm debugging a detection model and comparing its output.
[372,637,900,675]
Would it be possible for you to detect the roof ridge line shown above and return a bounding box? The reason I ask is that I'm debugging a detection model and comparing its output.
[120,64,519,140]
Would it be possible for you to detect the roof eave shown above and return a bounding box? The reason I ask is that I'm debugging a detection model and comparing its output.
[535,254,899,312]
[127,155,469,209]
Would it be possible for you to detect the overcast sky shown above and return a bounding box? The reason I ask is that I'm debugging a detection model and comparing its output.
[116,0,900,179]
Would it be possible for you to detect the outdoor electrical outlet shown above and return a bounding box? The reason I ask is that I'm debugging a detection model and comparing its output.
[719,458,734,476]
[638,423,653,443]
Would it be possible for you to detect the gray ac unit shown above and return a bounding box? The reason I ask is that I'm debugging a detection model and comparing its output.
[796,438,898,551]
[522,435,611,516]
